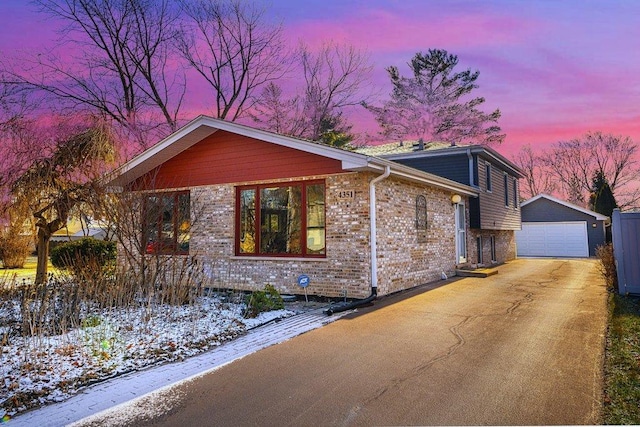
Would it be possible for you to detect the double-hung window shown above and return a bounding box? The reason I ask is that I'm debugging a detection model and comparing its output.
[504,174,510,207]
[143,191,190,255]
[485,163,492,192]
[236,181,326,257]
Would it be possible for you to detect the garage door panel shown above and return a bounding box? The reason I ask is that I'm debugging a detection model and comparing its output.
[516,222,588,257]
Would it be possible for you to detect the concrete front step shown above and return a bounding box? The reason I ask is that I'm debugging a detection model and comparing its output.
[455,267,499,278]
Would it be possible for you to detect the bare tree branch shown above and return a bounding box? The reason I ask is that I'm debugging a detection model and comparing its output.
[299,42,372,141]
[250,42,372,145]
[543,131,640,209]
[512,144,557,199]
[4,0,184,151]
[177,0,288,121]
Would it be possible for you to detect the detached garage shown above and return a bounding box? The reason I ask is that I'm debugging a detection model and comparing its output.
[516,194,609,258]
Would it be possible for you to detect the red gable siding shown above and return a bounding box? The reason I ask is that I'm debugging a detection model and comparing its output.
[132,130,345,190]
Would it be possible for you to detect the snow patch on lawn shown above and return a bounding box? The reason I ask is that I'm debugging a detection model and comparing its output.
[0,296,295,419]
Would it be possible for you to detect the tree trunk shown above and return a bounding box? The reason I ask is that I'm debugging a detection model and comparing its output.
[35,229,51,284]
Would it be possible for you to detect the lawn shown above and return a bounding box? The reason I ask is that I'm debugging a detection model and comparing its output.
[603,293,640,424]
[0,257,58,281]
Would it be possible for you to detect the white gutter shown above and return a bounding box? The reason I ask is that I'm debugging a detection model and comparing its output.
[370,166,391,290]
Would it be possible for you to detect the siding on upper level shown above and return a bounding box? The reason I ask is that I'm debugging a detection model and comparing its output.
[381,147,521,231]
[393,153,471,186]
[476,155,521,230]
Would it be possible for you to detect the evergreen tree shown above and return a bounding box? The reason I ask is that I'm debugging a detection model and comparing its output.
[589,170,617,217]
[363,49,504,145]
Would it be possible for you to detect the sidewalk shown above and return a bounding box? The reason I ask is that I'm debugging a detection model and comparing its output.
[10,308,347,427]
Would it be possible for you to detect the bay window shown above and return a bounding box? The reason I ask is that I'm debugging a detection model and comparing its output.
[236,181,325,257]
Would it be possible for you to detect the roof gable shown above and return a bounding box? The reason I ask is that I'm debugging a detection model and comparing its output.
[105,115,479,197]
[130,130,345,190]
[521,194,608,220]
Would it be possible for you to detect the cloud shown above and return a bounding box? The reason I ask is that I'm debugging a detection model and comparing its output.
[284,5,541,54]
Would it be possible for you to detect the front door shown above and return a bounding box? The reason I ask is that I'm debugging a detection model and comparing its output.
[455,202,467,264]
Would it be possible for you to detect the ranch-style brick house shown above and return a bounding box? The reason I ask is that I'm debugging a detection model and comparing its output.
[107,116,490,299]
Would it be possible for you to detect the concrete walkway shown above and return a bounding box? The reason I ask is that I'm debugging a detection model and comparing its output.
[10,308,347,427]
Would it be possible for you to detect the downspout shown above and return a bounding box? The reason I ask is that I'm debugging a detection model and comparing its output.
[325,165,391,315]
[369,165,392,292]
[467,148,475,187]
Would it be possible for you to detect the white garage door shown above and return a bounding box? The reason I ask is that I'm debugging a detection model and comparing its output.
[516,221,589,257]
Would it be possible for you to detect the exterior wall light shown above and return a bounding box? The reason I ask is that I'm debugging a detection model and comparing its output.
[451,194,462,204]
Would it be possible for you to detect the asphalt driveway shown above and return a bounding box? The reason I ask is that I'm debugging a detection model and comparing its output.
[119,258,608,426]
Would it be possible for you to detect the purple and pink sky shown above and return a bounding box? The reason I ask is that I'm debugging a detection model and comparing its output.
[1,0,639,157]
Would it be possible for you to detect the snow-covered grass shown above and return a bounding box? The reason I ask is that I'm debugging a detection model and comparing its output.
[0,293,295,420]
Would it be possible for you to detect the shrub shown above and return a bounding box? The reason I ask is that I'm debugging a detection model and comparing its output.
[0,233,32,269]
[51,238,116,273]
[244,284,284,318]
[596,243,618,291]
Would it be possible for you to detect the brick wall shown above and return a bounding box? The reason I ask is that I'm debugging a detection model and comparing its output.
[466,229,517,266]
[188,172,461,298]
[190,173,372,298]
[373,176,459,295]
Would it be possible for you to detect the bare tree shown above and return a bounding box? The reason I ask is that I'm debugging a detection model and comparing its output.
[512,144,556,199]
[250,82,308,136]
[298,42,372,141]
[544,131,640,209]
[4,0,184,151]
[177,0,288,121]
[364,49,504,145]
[10,120,117,283]
[250,42,372,146]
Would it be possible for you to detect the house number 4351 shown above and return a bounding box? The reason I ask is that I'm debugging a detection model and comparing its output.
[338,190,354,198]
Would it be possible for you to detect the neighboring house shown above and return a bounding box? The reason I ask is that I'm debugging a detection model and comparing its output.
[51,218,109,242]
[357,142,523,266]
[106,116,479,299]
[516,194,609,257]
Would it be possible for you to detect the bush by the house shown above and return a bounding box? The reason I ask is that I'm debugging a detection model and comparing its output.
[50,238,116,274]
[596,243,618,291]
[0,232,32,269]
[244,284,284,318]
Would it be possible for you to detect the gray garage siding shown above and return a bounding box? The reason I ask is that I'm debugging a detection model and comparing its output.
[521,198,606,256]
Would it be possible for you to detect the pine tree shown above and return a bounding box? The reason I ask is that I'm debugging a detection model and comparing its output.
[363,49,504,145]
[589,171,617,217]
